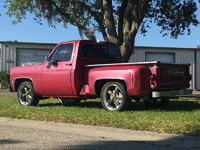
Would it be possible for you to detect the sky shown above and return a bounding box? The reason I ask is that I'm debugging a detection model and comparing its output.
[0,0,200,48]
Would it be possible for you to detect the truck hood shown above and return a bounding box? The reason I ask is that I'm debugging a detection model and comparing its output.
[10,63,43,75]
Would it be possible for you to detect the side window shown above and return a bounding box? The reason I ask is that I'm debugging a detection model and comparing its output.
[49,44,73,62]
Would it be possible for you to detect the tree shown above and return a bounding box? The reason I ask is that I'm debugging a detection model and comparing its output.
[4,0,199,62]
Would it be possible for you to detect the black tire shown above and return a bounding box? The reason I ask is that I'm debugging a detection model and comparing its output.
[100,82,131,111]
[143,98,169,108]
[17,81,39,106]
[59,98,81,105]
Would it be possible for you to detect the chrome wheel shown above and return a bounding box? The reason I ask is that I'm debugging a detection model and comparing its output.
[19,85,32,105]
[17,81,39,106]
[100,82,130,111]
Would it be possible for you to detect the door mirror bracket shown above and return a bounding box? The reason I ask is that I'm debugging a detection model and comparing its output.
[46,62,51,69]
[45,56,49,62]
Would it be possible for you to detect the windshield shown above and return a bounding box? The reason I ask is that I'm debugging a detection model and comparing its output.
[81,43,120,59]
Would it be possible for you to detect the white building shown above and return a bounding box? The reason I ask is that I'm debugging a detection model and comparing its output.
[0,41,199,90]
[0,41,56,72]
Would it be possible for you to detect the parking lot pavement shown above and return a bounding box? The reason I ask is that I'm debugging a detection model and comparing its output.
[0,117,200,150]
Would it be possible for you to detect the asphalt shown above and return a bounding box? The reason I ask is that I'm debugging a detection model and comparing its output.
[0,117,200,150]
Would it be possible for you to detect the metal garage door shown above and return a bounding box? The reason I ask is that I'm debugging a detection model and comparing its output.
[145,52,175,63]
[16,48,52,66]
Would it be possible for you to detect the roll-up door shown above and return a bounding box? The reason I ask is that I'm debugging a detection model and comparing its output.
[16,48,51,66]
[145,52,175,63]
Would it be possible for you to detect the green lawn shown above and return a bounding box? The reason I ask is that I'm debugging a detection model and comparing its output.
[0,89,10,92]
[0,96,200,136]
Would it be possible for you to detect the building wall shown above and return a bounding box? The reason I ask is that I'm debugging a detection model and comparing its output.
[0,42,56,72]
[0,43,2,71]
[1,42,199,90]
[196,50,200,90]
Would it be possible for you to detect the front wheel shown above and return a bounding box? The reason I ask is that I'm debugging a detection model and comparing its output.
[143,98,169,108]
[100,82,131,111]
[17,81,39,106]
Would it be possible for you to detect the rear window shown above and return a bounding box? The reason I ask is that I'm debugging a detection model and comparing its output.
[81,44,120,59]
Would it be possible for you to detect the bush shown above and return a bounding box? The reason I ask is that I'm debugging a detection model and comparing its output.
[0,72,10,89]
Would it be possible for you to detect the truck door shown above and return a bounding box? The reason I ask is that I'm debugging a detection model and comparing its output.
[41,43,74,96]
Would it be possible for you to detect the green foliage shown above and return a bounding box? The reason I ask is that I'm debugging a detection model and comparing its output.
[0,72,10,89]
[3,0,200,61]
[4,0,199,39]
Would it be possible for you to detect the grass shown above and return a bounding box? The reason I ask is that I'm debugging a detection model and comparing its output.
[0,96,200,136]
[0,89,10,92]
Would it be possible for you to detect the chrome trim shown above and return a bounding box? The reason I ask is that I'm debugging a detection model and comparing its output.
[14,77,33,91]
[152,89,192,98]
[86,61,190,67]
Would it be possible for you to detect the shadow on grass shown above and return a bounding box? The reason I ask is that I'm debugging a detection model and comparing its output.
[38,99,200,112]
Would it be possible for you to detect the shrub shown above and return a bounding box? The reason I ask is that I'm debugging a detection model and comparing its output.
[0,72,10,89]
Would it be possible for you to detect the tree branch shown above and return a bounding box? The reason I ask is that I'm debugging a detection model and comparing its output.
[117,0,128,45]
[51,1,96,40]
[103,0,120,45]
[80,2,108,41]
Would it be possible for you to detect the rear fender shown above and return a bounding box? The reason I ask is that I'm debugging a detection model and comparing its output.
[94,79,127,96]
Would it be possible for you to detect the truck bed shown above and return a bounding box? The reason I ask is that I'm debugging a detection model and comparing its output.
[86,61,191,90]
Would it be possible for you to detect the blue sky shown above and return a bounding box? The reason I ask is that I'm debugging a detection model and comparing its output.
[0,0,200,48]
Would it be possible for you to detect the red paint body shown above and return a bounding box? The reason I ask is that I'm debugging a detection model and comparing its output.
[10,40,191,99]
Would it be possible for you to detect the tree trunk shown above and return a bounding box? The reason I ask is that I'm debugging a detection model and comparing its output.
[120,22,139,62]
[120,40,134,63]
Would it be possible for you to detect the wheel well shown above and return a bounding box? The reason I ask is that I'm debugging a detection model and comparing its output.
[94,79,127,97]
[14,78,32,92]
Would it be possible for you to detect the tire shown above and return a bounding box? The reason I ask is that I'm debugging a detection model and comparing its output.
[59,98,81,105]
[100,82,131,111]
[17,81,39,106]
[143,98,169,108]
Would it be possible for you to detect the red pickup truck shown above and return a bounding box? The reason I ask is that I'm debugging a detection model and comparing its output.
[10,40,192,111]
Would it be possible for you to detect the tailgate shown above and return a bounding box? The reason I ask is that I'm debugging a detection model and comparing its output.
[149,62,191,90]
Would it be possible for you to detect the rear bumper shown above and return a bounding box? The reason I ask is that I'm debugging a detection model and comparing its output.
[152,89,192,98]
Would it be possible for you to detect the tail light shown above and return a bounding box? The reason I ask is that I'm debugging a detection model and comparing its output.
[150,74,156,89]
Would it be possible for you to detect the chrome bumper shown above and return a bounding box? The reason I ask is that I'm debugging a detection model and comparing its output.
[152,89,192,98]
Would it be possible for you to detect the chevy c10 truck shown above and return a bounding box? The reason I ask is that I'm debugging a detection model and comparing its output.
[10,40,192,111]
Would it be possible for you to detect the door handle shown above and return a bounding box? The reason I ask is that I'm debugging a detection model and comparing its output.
[65,63,72,66]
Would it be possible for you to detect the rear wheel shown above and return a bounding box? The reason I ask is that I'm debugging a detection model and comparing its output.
[17,81,39,106]
[143,98,169,108]
[100,82,131,111]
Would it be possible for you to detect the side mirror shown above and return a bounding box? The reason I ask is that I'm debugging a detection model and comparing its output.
[46,62,51,69]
